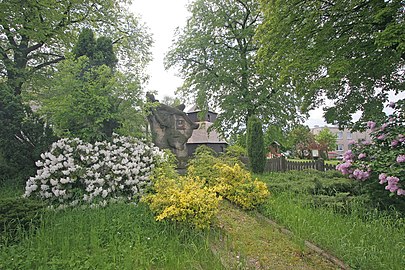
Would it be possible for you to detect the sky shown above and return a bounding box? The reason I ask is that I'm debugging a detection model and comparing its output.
[128,1,400,128]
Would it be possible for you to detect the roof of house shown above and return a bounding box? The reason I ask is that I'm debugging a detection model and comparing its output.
[187,121,227,144]
[186,105,217,114]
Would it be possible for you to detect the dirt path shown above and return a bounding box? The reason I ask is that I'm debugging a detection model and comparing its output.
[211,202,341,270]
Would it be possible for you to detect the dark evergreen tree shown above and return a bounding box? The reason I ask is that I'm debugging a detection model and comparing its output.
[246,116,265,174]
[72,28,96,60]
[94,36,118,69]
[0,84,55,185]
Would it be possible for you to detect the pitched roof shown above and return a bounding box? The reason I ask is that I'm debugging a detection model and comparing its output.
[186,105,217,114]
[187,121,227,144]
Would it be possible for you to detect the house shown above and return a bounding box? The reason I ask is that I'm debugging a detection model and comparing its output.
[310,126,372,158]
[186,106,228,156]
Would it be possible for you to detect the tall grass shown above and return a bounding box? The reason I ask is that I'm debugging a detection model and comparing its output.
[0,203,224,269]
[259,192,405,270]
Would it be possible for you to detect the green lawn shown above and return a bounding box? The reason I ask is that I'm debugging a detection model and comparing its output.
[258,171,405,270]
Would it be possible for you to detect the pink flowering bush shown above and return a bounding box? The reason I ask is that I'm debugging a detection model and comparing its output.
[337,101,404,196]
[24,135,164,208]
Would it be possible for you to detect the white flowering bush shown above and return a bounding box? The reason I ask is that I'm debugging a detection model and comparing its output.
[24,135,164,207]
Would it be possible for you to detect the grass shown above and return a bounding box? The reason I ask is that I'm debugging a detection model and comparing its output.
[212,201,336,270]
[0,202,225,269]
[258,171,405,270]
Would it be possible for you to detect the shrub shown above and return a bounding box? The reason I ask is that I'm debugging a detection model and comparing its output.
[142,176,221,229]
[214,163,270,210]
[246,116,265,173]
[187,146,222,183]
[0,197,45,244]
[336,101,404,198]
[23,135,163,208]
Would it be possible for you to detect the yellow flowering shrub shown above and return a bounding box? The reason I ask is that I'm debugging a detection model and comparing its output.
[214,163,270,210]
[142,176,221,229]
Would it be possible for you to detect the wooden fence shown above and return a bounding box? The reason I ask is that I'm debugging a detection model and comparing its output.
[241,156,336,173]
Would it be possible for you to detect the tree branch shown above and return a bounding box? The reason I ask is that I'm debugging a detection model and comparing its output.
[30,56,65,73]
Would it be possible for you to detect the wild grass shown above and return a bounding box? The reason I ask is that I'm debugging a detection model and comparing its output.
[258,175,405,270]
[0,203,225,269]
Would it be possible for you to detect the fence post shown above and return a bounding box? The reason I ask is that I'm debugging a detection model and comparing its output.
[316,159,325,172]
[280,156,287,172]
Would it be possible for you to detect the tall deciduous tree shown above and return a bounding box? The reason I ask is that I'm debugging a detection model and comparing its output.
[0,0,152,96]
[246,116,265,173]
[257,0,404,129]
[165,0,302,136]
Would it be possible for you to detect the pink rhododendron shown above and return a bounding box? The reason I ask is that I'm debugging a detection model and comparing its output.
[358,153,366,159]
[396,155,405,163]
[378,173,387,184]
[391,140,399,147]
[367,121,376,130]
[377,134,386,140]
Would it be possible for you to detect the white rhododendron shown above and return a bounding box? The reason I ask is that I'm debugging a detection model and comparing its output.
[24,135,164,207]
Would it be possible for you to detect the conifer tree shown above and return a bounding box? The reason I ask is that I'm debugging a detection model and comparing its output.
[246,116,265,173]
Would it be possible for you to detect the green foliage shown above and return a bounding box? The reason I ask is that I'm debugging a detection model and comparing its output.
[187,145,222,182]
[0,84,56,185]
[38,55,146,142]
[257,0,404,129]
[150,149,179,183]
[315,128,337,154]
[214,163,270,210]
[246,116,265,173]
[73,28,118,69]
[142,176,221,229]
[72,28,96,60]
[287,125,315,158]
[0,0,152,96]
[0,197,44,244]
[224,145,247,159]
[264,125,290,151]
[165,0,302,136]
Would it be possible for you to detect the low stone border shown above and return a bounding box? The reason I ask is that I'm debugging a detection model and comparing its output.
[255,212,350,270]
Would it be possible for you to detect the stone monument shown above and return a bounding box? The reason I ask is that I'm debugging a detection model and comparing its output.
[146,93,199,161]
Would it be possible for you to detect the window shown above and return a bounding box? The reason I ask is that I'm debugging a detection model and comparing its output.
[336,144,344,151]
[347,132,352,139]
[337,132,343,140]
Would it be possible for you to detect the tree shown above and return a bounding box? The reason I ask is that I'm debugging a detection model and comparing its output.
[39,53,146,142]
[165,0,303,136]
[257,0,404,129]
[0,83,55,184]
[246,116,265,173]
[161,96,182,108]
[315,128,337,159]
[0,0,152,96]
[263,125,290,152]
[287,125,315,159]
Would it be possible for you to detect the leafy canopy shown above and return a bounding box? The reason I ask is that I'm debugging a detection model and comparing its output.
[165,0,303,136]
[257,0,404,129]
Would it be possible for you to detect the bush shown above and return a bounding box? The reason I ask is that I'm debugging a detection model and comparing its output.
[214,163,270,210]
[0,197,45,244]
[23,135,163,208]
[142,176,221,229]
